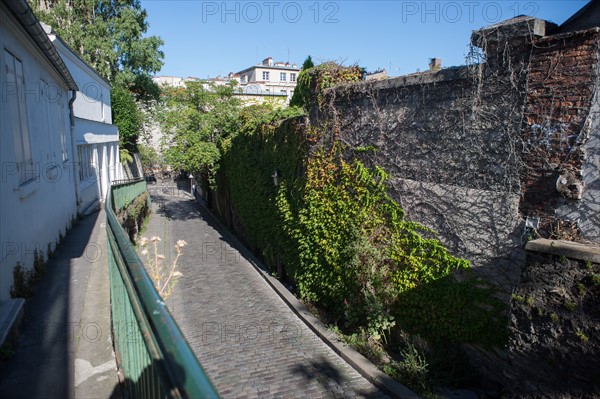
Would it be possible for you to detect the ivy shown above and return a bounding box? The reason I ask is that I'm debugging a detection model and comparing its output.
[218,64,507,350]
[291,62,364,112]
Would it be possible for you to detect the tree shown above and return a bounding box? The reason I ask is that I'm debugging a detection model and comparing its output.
[290,55,315,109]
[111,83,142,154]
[30,0,164,101]
[160,81,242,185]
[301,55,315,70]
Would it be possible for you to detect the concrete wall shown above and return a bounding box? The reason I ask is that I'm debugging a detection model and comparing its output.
[0,4,78,301]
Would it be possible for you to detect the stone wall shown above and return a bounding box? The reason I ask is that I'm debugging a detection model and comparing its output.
[314,18,600,295]
[504,246,600,397]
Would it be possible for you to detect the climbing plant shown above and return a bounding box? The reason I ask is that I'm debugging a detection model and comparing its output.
[290,60,364,111]
[219,63,508,357]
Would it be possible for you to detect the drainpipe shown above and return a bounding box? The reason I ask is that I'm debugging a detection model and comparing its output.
[69,90,82,208]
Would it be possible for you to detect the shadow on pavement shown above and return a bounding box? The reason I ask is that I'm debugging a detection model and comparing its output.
[0,211,109,398]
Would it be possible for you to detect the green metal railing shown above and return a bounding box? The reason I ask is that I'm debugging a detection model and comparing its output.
[111,178,149,212]
[107,178,219,399]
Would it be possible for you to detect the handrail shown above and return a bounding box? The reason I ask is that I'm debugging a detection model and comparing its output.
[111,178,147,212]
[107,180,219,398]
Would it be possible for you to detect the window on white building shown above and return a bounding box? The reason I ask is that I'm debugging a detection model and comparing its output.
[41,79,55,160]
[78,144,95,181]
[290,73,296,82]
[4,49,34,184]
[262,71,270,81]
[280,72,286,81]
[57,97,68,162]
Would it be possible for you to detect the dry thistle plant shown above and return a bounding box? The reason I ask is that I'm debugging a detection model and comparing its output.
[140,236,186,299]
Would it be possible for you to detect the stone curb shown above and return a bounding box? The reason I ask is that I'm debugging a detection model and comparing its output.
[196,200,421,399]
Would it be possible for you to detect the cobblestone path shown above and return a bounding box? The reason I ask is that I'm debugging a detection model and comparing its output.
[144,187,387,399]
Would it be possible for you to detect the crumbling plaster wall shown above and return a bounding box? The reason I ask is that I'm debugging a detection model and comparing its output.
[315,20,600,293]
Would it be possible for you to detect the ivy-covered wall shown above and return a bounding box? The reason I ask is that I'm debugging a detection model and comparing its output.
[312,18,600,299]
[209,17,600,395]
[214,67,507,351]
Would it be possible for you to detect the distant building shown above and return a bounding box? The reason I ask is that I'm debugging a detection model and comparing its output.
[152,56,301,104]
[365,69,388,81]
[235,57,300,100]
[429,58,442,71]
[153,75,200,88]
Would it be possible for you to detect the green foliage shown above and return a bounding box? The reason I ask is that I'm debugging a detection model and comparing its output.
[11,263,33,299]
[10,250,46,299]
[120,148,134,165]
[220,97,502,351]
[284,149,469,336]
[575,330,589,342]
[290,60,363,111]
[112,84,142,152]
[31,0,164,97]
[218,62,506,375]
[394,277,506,346]
[160,81,244,186]
[289,55,314,108]
[512,293,525,302]
[383,343,431,393]
[340,329,385,364]
[138,143,161,169]
[220,105,305,269]
[301,55,315,70]
[119,191,151,243]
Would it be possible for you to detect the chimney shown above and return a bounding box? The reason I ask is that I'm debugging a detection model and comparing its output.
[429,58,442,71]
[262,57,273,66]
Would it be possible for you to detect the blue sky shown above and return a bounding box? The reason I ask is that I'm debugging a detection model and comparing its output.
[142,0,589,78]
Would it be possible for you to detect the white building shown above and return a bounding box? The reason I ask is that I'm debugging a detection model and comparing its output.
[0,0,79,319]
[153,75,200,88]
[236,57,300,100]
[43,23,122,212]
[0,0,124,343]
[153,57,301,102]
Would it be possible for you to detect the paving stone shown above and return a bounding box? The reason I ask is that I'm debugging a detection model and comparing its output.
[143,190,388,398]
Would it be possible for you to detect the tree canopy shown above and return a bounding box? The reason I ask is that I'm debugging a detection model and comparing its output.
[159,81,243,184]
[30,0,164,101]
[289,55,315,109]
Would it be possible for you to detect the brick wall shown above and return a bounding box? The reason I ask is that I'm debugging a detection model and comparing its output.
[521,28,600,241]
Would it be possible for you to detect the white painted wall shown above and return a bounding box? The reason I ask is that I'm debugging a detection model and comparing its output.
[0,5,78,301]
[46,25,122,210]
